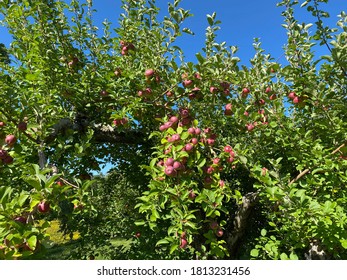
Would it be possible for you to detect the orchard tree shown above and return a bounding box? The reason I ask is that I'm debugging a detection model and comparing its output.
[0,0,347,260]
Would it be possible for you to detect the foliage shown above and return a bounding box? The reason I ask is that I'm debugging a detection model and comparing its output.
[0,0,346,259]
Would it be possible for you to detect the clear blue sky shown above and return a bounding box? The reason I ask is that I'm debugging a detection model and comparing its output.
[0,1,345,65]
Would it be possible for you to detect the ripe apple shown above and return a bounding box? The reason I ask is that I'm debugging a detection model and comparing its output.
[190,138,198,145]
[14,216,27,224]
[165,166,177,177]
[135,232,141,238]
[185,143,193,151]
[210,221,219,230]
[206,166,215,174]
[194,72,201,79]
[180,109,189,118]
[188,127,196,134]
[0,149,8,159]
[194,128,201,135]
[171,134,180,142]
[224,145,232,153]
[2,155,13,164]
[242,87,250,98]
[210,86,218,94]
[165,158,174,166]
[173,161,182,170]
[225,103,232,110]
[246,123,255,131]
[170,116,179,123]
[213,158,220,165]
[5,135,16,146]
[179,238,188,249]
[100,90,109,97]
[269,94,277,100]
[206,138,215,145]
[182,80,193,88]
[56,180,64,187]
[293,96,301,104]
[145,69,155,77]
[288,92,296,99]
[17,122,27,131]
[38,201,50,213]
[0,121,5,127]
[216,228,224,237]
[166,91,174,97]
[265,87,272,93]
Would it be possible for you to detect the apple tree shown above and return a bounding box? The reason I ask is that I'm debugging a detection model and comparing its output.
[1,0,347,260]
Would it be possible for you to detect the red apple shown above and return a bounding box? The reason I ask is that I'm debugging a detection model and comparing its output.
[179,238,187,249]
[293,96,301,104]
[269,94,277,100]
[180,109,189,118]
[265,87,272,93]
[0,121,5,127]
[165,158,174,166]
[191,138,198,145]
[225,103,232,110]
[224,145,233,153]
[2,155,13,164]
[145,69,155,77]
[164,166,176,177]
[100,90,109,97]
[170,116,179,123]
[0,149,8,159]
[194,128,201,135]
[188,127,196,134]
[288,92,296,99]
[173,161,182,170]
[14,216,27,224]
[38,201,50,213]
[56,180,64,187]
[171,134,180,142]
[206,138,215,145]
[182,80,193,88]
[216,228,224,237]
[166,91,174,97]
[185,143,193,151]
[210,86,218,94]
[210,221,219,230]
[135,232,141,238]
[5,135,16,146]
[17,122,27,131]
[246,123,255,131]
[242,87,250,98]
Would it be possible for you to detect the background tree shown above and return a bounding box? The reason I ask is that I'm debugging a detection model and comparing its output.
[0,0,346,260]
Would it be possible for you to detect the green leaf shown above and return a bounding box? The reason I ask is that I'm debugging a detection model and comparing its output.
[340,239,347,249]
[18,193,29,207]
[170,244,179,254]
[280,253,288,260]
[239,155,247,164]
[250,249,259,257]
[156,239,170,246]
[27,235,37,250]
[134,220,146,226]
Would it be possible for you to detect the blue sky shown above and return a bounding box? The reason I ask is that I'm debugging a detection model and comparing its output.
[0,1,345,65]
